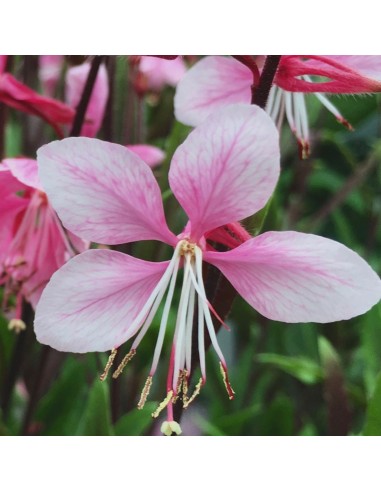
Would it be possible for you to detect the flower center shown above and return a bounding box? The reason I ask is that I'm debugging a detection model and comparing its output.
[99,239,235,431]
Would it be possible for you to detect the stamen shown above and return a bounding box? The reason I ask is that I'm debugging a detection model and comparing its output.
[183,378,203,409]
[219,362,235,400]
[152,391,173,418]
[112,349,136,378]
[173,370,187,403]
[137,376,153,409]
[99,348,117,381]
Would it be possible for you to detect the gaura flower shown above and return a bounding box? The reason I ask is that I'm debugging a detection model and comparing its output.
[174,55,381,158]
[0,55,74,137]
[35,105,381,431]
[0,158,87,324]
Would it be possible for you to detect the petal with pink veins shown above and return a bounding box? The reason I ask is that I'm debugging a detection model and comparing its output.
[37,137,177,245]
[34,249,170,352]
[204,231,381,323]
[126,144,165,167]
[169,104,280,242]
[3,158,43,191]
[174,56,252,126]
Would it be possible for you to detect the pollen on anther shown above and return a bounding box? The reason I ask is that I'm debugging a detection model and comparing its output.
[137,376,153,410]
[112,349,136,378]
[99,348,117,381]
[152,391,173,419]
[183,377,203,409]
[219,362,235,400]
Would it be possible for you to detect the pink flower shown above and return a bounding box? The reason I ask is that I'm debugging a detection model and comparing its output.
[0,158,87,321]
[0,56,74,137]
[174,56,381,158]
[34,105,381,430]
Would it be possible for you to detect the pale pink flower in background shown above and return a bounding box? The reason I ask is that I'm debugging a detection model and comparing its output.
[132,56,187,95]
[39,55,65,97]
[0,158,87,322]
[35,104,381,432]
[175,56,381,158]
[0,56,74,137]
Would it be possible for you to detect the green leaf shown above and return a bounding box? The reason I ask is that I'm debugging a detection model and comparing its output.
[35,357,87,436]
[256,353,323,385]
[76,379,113,436]
[363,372,381,436]
[114,403,157,436]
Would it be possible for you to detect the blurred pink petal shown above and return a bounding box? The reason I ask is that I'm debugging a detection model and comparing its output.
[126,144,165,168]
[0,73,74,137]
[175,56,251,126]
[3,158,42,190]
[169,104,279,241]
[0,159,87,309]
[65,62,109,137]
[277,55,381,93]
[37,137,177,246]
[39,55,65,97]
[139,56,186,91]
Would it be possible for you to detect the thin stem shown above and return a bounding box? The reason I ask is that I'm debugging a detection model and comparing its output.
[251,55,282,108]
[70,56,105,137]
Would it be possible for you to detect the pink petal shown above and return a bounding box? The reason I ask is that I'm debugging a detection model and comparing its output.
[39,55,65,97]
[3,158,43,191]
[174,56,252,126]
[139,56,186,91]
[204,231,381,323]
[66,62,109,137]
[37,137,176,245]
[126,144,165,168]
[277,56,381,93]
[34,249,169,352]
[169,104,280,241]
[0,73,74,136]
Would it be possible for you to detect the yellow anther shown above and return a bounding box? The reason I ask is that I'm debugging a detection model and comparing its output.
[183,378,203,409]
[152,391,173,419]
[137,376,153,410]
[99,348,117,381]
[8,319,26,334]
[112,349,136,378]
[173,370,188,403]
[219,362,235,400]
[180,241,196,257]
